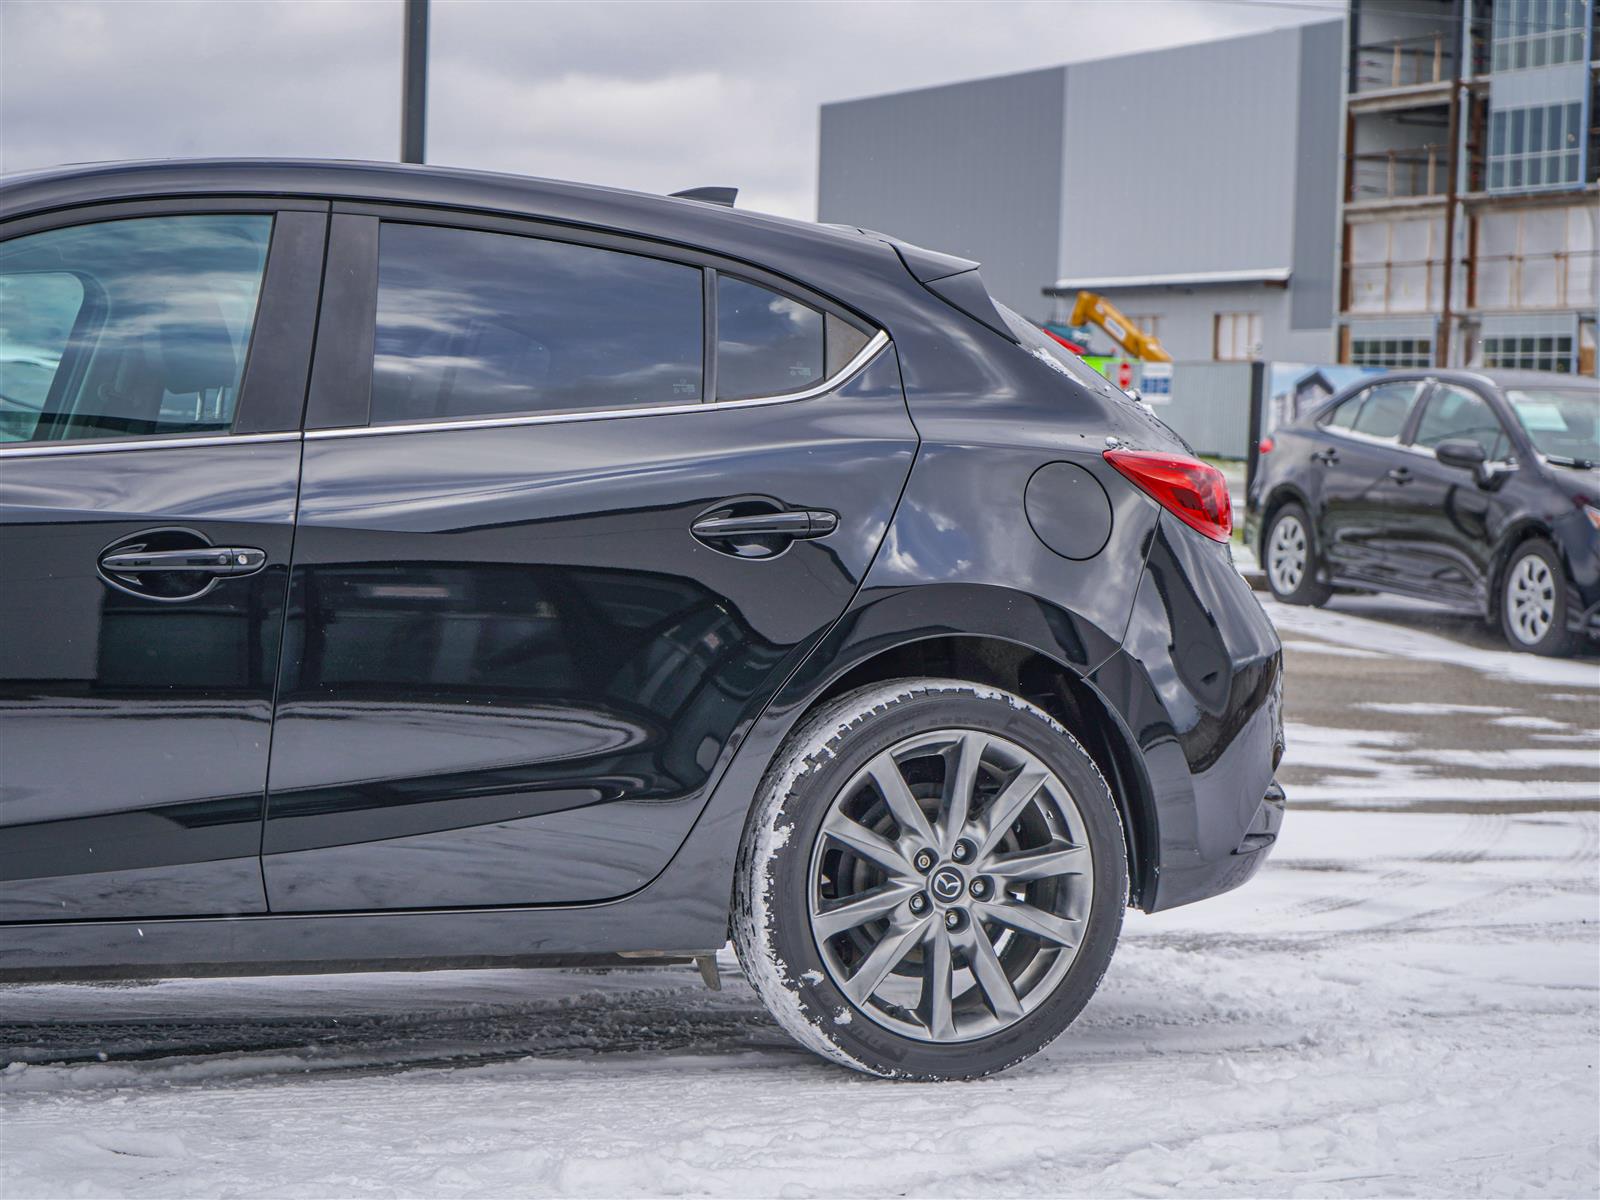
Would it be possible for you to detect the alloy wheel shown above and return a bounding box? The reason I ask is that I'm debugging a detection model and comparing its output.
[1506,553,1555,645]
[806,729,1094,1043]
[1267,513,1307,595]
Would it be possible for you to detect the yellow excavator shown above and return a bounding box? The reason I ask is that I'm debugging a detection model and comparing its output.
[1068,291,1172,363]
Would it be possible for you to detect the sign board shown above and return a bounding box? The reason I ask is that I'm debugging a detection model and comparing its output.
[1139,361,1173,404]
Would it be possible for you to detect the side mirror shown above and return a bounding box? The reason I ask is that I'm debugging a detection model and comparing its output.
[1434,439,1487,471]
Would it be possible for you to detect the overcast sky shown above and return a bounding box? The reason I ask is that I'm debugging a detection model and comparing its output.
[2,0,1339,219]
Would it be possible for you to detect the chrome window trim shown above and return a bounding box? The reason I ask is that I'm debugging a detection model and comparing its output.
[305,330,891,442]
[0,431,302,459]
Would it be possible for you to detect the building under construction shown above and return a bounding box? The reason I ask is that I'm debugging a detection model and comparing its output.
[1341,0,1597,373]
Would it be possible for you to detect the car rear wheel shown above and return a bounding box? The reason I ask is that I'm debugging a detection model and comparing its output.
[1500,540,1576,657]
[733,679,1127,1080]
[1264,503,1331,606]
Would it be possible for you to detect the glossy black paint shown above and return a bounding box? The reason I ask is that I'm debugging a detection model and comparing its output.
[263,350,916,910]
[1,160,1285,979]
[0,440,298,921]
[1247,369,1600,631]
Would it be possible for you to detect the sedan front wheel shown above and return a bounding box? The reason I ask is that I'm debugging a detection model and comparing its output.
[1500,539,1576,657]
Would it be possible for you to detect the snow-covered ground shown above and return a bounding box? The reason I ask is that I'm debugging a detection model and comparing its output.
[3,595,1597,1198]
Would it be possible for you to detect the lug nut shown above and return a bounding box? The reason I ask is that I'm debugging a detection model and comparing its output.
[914,850,935,873]
[909,893,928,915]
[951,840,974,863]
[969,877,989,899]
[944,909,965,930]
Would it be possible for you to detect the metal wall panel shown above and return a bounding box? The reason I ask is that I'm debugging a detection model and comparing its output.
[1292,20,1344,332]
[1059,27,1306,284]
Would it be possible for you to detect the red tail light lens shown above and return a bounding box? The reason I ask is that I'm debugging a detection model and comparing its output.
[1103,449,1233,542]
[1258,437,1274,454]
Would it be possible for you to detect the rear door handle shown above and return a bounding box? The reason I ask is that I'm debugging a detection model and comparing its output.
[99,547,267,577]
[691,511,838,540]
[1311,447,1340,466]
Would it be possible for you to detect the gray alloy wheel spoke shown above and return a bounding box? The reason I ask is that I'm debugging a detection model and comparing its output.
[842,915,930,1006]
[976,899,1082,949]
[922,923,957,1041]
[975,766,1048,858]
[821,811,915,879]
[986,841,1089,884]
[866,751,938,848]
[938,731,983,855]
[962,925,1024,1022]
[807,725,1094,1043]
[812,881,916,940]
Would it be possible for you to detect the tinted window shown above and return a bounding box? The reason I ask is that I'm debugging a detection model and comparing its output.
[1350,381,1422,440]
[0,215,271,443]
[1413,385,1509,458]
[371,224,703,424]
[715,276,823,401]
[1320,396,1361,431]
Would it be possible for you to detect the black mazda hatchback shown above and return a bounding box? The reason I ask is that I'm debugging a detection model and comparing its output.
[0,160,1282,1079]
[1247,369,1600,657]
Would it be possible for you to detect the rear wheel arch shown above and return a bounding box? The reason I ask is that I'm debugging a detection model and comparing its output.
[1258,483,1316,559]
[792,633,1158,910]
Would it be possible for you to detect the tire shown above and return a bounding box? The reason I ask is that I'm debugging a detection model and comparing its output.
[1263,502,1332,606]
[733,679,1127,1080]
[1499,539,1577,657]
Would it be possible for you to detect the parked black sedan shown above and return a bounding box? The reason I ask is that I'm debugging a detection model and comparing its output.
[1247,369,1600,656]
[0,159,1283,1080]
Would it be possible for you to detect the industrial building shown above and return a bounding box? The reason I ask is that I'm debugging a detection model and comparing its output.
[817,4,1599,374]
[1341,0,1598,373]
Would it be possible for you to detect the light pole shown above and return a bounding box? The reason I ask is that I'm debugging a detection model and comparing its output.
[401,0,428,164]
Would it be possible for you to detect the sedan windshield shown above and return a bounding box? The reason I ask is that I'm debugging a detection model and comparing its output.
[1506,388,1600,466]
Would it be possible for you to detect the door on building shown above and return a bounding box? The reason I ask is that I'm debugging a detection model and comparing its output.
[0,204,324,921]
[260,211,917,912]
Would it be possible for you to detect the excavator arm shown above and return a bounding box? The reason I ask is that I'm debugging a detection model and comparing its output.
[1068,291,1172,363]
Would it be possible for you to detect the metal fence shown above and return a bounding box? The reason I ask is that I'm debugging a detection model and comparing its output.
[1151,361,1261,460]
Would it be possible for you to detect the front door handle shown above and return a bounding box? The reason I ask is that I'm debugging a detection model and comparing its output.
[99,547,268,577]
[690,511,837,540]
[1387,466,1413,485]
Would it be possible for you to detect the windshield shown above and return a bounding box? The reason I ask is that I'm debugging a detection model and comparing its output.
[1506,388,1600,466]
[992,300,1125,402]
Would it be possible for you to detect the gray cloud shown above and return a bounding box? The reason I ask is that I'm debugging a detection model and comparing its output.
[2,0,1336,218]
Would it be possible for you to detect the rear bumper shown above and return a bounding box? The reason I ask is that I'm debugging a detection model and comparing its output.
[1092,512,1286,913]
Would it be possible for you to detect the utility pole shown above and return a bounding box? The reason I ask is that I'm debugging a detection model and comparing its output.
[400,0,429,164]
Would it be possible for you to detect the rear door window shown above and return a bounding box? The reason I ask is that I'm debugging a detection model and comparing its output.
[370,223,704,424]
[1349,381,1423,441]
[714,276,825,401]
[0,214,272,443]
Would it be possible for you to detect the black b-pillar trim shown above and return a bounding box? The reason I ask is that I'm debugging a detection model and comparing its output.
[303,214,380,430]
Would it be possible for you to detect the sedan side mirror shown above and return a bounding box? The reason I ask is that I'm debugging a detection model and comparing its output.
[1434,439,1487,471]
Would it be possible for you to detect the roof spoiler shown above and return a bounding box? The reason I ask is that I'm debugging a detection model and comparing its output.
[877,236,1011,340]
[670,186,738,207]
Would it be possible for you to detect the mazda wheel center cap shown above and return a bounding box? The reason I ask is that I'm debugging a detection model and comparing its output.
[931,867,964,903]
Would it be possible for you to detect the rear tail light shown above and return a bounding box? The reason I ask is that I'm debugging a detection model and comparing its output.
[1103,448,1233,543]
[1258,437,1274,455]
